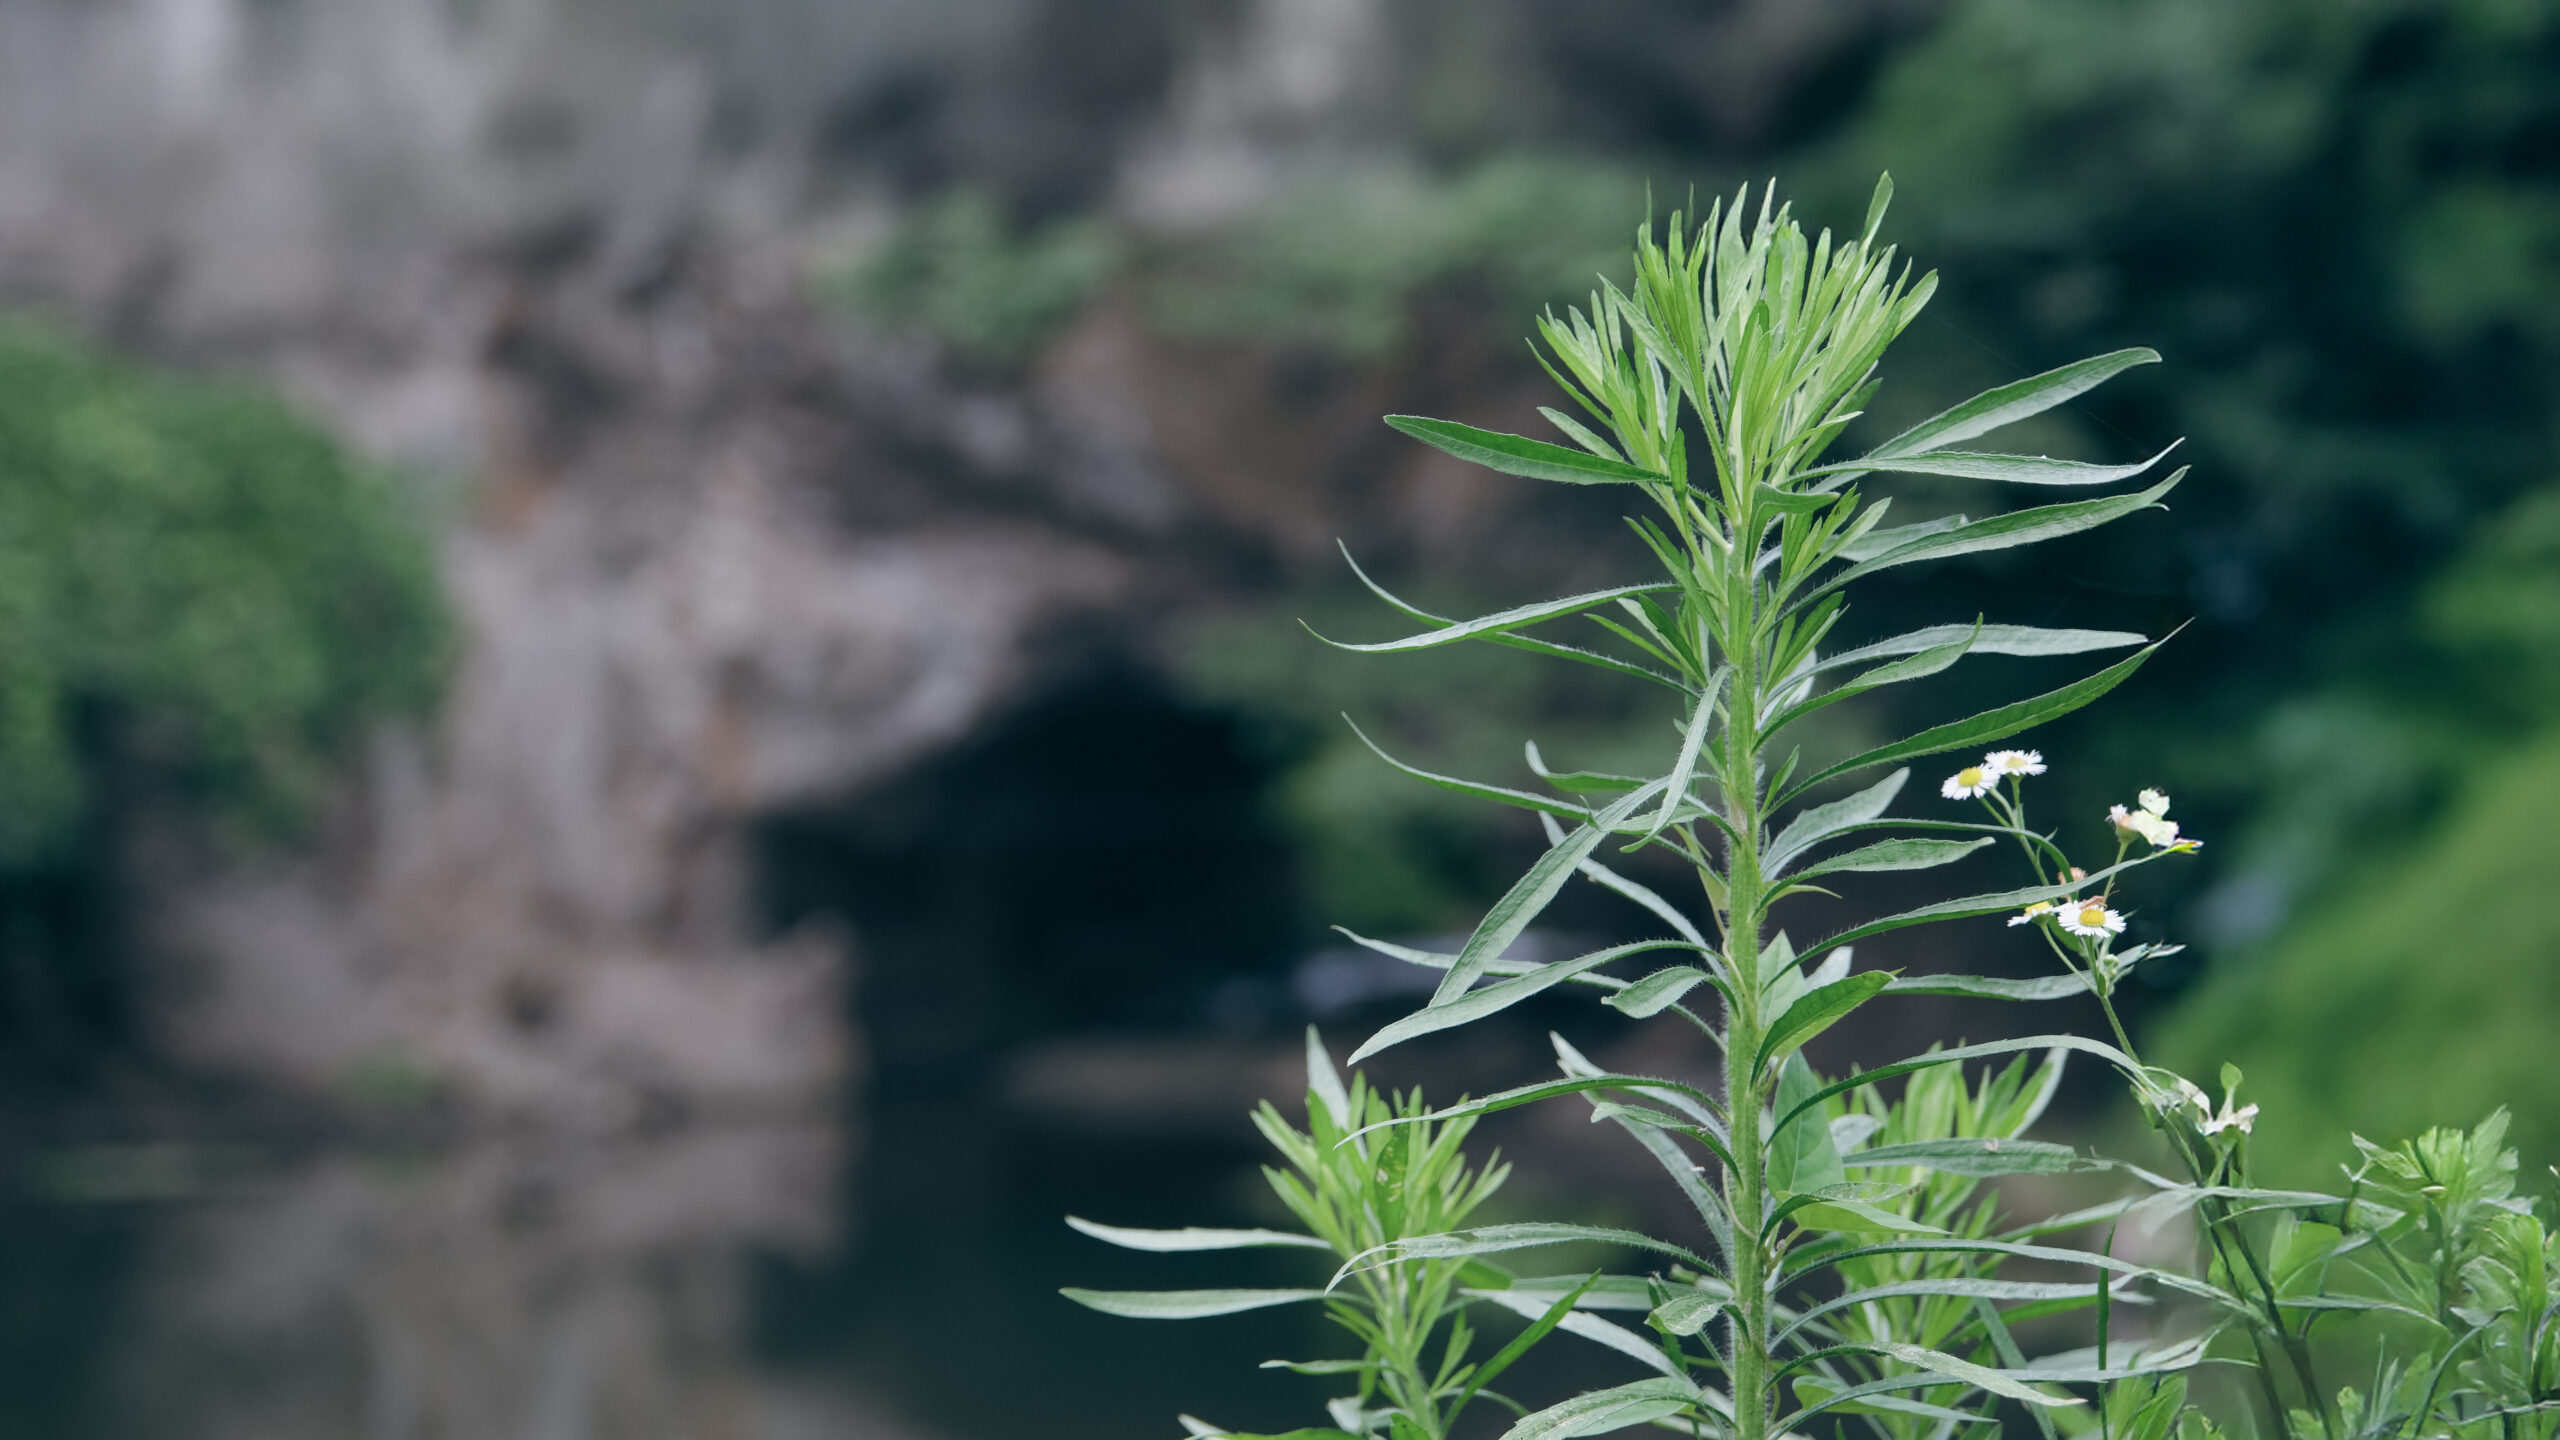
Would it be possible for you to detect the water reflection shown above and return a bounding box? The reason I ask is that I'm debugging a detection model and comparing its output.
[8,1120,951,1440]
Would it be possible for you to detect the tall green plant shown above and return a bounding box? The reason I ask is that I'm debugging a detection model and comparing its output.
[1066,180,2559,1440]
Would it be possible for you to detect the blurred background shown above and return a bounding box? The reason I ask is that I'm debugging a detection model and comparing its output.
[0,0,2556,1435]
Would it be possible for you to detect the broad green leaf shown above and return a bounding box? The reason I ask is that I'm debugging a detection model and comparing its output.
[1793,837,1992,880]
[1340,1223,1713,1283]
[1420,783,1665,1009]
[1808,469,2185,605]
[1814,624,2145,673]
[1650,1290,1732,1336]
[1866,348,2161,460]
[1883,973,2089,1002]
[1767,769,1909,875]
[1498,1378,1702,1440]
[1062,1287,1325,1319]
[1840,1138,2092,1177]
[1353,939,1700,1062]
[1758,972,1895,1075]
[1786,639,2168,800]
[1309,581,1679,655]
[1347,718,1591,821]
[1819,444,2177,488]
[1864,1341,2084,1407]
[1607,966,1712,1018]
[1387,415,1669,485]
[1066,1216,1331,1252]
[1768,1053,1845,1194]
[1784,1196,1948,1237]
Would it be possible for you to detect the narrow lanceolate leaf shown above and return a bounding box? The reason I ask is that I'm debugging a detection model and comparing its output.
[1499,1378,1702,1440]
[1883,973,2089,1002]
[1809,469,2185,603]
[1814,624,2145,673]
[1607,966,1713,1018]
[1779,1279,2132,1343]
[1788,640,2168,800]
[1767,769,1908,874]
[1757,972,1896,1075]
[1421,784,1663,1009]
[1807,850,2159,951]
[1066,1217,1331,1252]
[1387,415,1670,485]
[1309,581,1679,654]
[1340,1074,1725,1146]
[1866,348,2162,460]
[1347,718,1591,821]
[1840,1138,2093,1177]
[1775,1036,2141,1142]
[1633,665,1724,846]
[1839,515,1965,562]
[1766,631,1973,734]
[1792,837,1991,880]
[1352,940,1699,1062]
[1339,1223,1713,1284]
[1061,1288,1325,1319]
[1820,443,2178,488]
[1781,1196,1947,1237]
[1475,1290,1681,1376]
[1863,1342,2084,1408]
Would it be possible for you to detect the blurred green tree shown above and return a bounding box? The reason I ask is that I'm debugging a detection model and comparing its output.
[0,321,447,1067]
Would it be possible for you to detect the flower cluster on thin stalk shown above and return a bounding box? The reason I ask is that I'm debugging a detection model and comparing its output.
[1061,176,2560,1440]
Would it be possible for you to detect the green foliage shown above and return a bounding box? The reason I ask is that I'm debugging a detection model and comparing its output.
[827,190,1119,366]
[2163,738,2560,1180]
[0,321,447,863]
[1147,159,1646,357]
[1073,172,2554,1440]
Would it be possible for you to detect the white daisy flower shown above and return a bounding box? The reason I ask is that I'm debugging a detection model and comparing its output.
[2056,897,2125,939]
[2201,1099,2260,1137]
[1985,749,2046,777]
[2171,1076,2213,1120]
[2008,900,2055,927]
[1941,763,1996,800]
[2108,803,2192,851]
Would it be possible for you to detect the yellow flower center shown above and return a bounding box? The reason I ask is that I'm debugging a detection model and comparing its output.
[2076,905,2108,928]
[1957,767,1985,788]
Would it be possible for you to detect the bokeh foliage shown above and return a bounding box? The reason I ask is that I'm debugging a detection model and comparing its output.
[0,322,446,864]
[0,321,447,1065]
[838,0,2560,1167]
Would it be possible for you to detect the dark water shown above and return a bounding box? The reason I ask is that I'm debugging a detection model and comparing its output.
[0,671,2124,1439]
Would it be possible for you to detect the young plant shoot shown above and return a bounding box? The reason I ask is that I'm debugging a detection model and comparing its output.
[1066,179,2560,1440]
